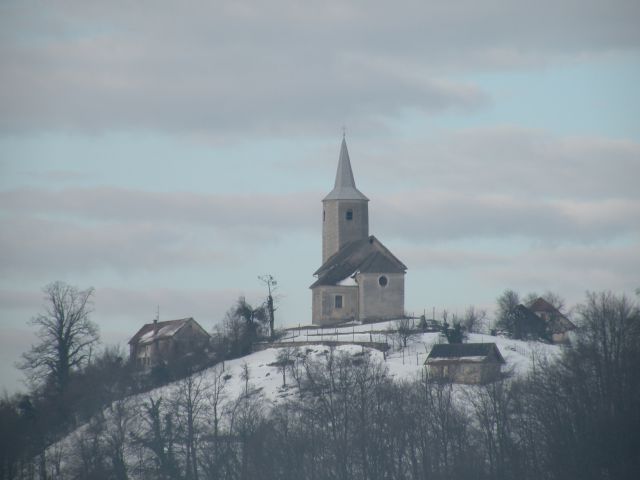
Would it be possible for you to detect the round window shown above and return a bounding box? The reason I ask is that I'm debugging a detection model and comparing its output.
[378,275,388,287]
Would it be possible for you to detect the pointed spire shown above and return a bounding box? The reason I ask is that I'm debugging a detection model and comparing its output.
[334,137,356,189]
[323,136,369,201]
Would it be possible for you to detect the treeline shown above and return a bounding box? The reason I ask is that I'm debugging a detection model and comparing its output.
[0,285,274,480]
[3,290,637,480]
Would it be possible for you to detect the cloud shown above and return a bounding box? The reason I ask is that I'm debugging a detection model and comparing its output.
[0,284,261,392]
[0,215,234,275]
[0,284,264,343]
[1,1,638,134]
[398,246,507,270]
[95,286,262,321]
[0,187,317,228]
[0,187,317,276]
[359,127,640,200]
[481,243,640,298]
[23,169,90,182]
[400,241,640,316]
[1,178,637,281]
[376,191,640,243]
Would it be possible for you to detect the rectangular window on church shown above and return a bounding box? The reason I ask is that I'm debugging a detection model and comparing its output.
[335,295,343,309]
[346,209,353,220]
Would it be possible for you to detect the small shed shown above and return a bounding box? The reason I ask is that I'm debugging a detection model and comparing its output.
[425,343,505,384]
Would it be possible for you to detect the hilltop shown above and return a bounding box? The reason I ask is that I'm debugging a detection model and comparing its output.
[43,319,561,477]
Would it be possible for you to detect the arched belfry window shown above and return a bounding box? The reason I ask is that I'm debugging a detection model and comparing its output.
[346,209,353,221]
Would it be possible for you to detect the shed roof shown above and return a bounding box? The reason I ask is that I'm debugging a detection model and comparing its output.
[426,343,505,364]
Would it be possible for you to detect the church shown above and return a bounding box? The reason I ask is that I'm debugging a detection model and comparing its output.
[311,137,407,326]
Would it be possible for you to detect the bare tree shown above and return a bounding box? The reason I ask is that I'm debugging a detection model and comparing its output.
[393,318,419,348]
[208,364,228,440]
[495,289,520,335]
[462,306,487,333]
[132,397,178,480]
[104,399,133,480]
[172,371,210,480]
[19,281,99,392]
[258,275,278,340]
[241,362,251,396]
[466,380,517,479]
[275,347,296,387]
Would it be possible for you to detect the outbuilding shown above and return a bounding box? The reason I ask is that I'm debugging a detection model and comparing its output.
[425,343,505,384]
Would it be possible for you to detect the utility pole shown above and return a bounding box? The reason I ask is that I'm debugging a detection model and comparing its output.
[258,275,277,340]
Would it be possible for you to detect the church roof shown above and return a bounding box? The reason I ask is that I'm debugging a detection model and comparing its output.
[311,235,406,287]
[323,137,369,201]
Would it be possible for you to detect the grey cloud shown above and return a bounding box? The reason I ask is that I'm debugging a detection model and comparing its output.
[1,1,638,134]
[377,191,640,243]
[482,243,640,298]
[0,188,317,229]
[94,286,261,326]
[0,187,320,277]
[0,289,43,312]
[358,127,640,200]
[0,215,231,275]
[2,180,637,278]
[23,169,90,182]
[0,285,261,391]
[397,247,507,270]
[401,242,640,313]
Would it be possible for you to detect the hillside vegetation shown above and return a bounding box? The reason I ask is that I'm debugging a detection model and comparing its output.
[2,291,639,480]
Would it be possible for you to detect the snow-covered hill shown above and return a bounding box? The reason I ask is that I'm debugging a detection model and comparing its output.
[45,320,561,477]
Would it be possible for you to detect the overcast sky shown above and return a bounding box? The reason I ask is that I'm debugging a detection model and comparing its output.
[1,0,639,392]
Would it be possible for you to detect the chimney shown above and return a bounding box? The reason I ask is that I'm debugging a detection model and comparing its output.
[153,305,160,336]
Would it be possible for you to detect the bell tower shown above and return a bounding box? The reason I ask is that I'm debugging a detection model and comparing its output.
[322,137,369,262]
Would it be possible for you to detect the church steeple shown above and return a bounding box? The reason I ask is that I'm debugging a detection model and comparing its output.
[321,137,369,262]
[323,137,369,201]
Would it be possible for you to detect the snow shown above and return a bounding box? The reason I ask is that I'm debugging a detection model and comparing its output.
[47,318,562,469]
[426,356,487,363]
[337,276,358,286]
[138,322,185,344]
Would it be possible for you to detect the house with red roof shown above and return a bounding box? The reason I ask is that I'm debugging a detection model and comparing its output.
[128,317,210,368]
[528,297,576,343]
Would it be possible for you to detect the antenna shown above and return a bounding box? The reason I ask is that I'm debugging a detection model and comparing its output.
[342,125,347,139]
[155,305,160,322]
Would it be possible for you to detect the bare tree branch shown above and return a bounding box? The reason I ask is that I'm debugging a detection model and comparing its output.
[18,281,99,392]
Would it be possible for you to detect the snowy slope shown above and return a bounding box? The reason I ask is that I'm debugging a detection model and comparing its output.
[47,320,561,470]
[121,321,561,423]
